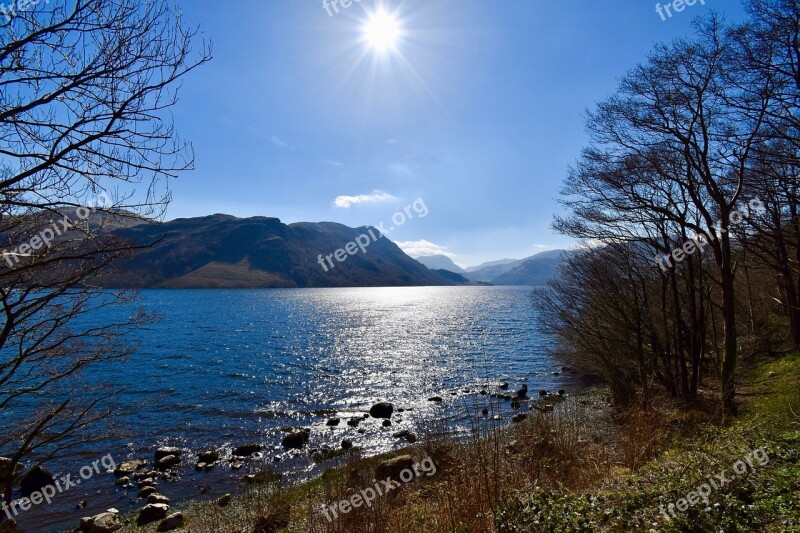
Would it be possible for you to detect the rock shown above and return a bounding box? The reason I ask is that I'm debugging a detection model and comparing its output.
[195,463,207,471]
[558,389,566,396]
[516,384,528,398]
[369,402,394,419]
[539,390,548,397]
[133,470,157,480]
[493,415,502,420]
[138,486,158,498]
[347,417,361,427]
[552,371,561,376]
[357,428,366,434]
[406,433,417,443]
[253,506,290,533]
[326,418,340,427]
[218,493,232,507]
[198,450,220,464]
[511,398,521,409]
[137,477,154,487]
[137,503,170,525]
[392,430,411,439]
[479,389,487,395]
[341,439,353,450]
[512,414,527,423]
[157,512,184,532]
[230,461,244,469]
[84,511,123,533]
[76,500,87,509]
[114,459,147,477]
[427,396,443,402]
[155,455,180,470]
[481,408,489,416]
[281,430,310,450]
[499,382,509,390]
[19,465,55,496]
[154,447,182,462]
[382,419,392,427]
[115,476,129,486]
[233,443,263,457]
[147,493,170,505]
[375,455,415,483]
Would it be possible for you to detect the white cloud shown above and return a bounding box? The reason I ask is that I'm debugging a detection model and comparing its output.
[532,244,550,250]
[271,136,291,149]
[322,160,344,167]
[333,190,397,209]
[395,239,456,259]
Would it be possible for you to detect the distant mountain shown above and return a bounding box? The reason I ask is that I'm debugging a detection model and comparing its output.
[100,214,465,288]
[465,258,519,273]
[464,259,524,283]
[430,269,471,284]
[491,250,567,286]
[414,254,465,273]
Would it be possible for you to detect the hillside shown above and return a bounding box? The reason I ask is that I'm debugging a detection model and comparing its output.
[414,254,465,273]
[491,250,565,286]
[100,215,463,288]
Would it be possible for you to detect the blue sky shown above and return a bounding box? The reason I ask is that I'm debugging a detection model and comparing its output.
[169,0,746,267]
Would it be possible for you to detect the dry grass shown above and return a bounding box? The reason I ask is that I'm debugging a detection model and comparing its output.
[118,389,632,533]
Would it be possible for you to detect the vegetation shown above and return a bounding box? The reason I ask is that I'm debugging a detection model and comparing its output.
[0,0,210,516]
[534,0,800,416]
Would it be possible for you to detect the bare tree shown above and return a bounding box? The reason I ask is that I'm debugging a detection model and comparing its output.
[0,0,210,512]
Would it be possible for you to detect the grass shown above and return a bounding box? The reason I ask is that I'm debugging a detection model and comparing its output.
[114,353,800,533]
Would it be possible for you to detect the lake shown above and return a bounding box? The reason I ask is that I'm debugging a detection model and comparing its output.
[10,286,579,532]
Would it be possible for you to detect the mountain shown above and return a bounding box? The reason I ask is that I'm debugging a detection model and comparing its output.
[491,250,567,286]
[465,258,518,273]
[464,259,524,283]
[100,214,465,288]
[414,254,465,273]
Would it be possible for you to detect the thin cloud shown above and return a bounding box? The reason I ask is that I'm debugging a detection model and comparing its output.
[322,160,344,167]
[271,136,292,150]
[333,190,397,209]
[395,239,456,259]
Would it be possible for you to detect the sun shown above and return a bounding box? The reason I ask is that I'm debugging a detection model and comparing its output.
[362,10,402,54]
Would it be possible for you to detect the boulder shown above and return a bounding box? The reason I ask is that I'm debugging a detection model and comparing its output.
[19,465,55,497]
[147,493,170,505]
[198,450,220,464]
[157,512,184,532]
[233,443,263,457]
[341,439,353,450]
[218,493,232,507]
[138,486,158,498]
[79,511,123,533]
[392,430,411,439]
[155,455,180,470]
[499,382,509,390]
[154,447,182,462]
[512,413,527,423]
[427,396,443,402]
[281,431,310,450]
[516,385,528,398]
[326,418,340,427]
[114,459,147,477]
[369,402,394,419]
[382,420,392,427]
[539,390,548,397]
[375,455,415,483]
[346,418,361,427]
[138,503,170,525]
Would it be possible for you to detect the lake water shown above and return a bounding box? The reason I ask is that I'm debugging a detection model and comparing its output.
[11,286,579,532]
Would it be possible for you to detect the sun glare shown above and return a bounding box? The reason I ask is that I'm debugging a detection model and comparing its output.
[362,11,401,53]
